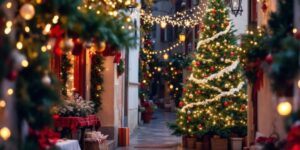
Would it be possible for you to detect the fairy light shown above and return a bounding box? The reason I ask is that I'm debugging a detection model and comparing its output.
[143,41,182,55]
[0,127,11,141]
[21,60,29,67]
[0,100,6,108]
[52,15,59,24]
[6,2,12,9]
[7,88,13,95]
[16,41,23,50]
[24,26,30,32]
[141,3,208,28]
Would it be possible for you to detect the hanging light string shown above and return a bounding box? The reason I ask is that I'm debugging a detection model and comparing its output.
[143,41,183,55]
[141,3,208,27]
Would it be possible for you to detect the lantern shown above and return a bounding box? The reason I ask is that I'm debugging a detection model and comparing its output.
[229,0,243,17]
[179,33,186,42]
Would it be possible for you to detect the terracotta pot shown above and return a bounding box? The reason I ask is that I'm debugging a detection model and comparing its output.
[187,137,196,149]
[142,113,152,123]
[211,137,228,150]
[230,137,243,150]
[182,136,188,148]
[196,141,203,150]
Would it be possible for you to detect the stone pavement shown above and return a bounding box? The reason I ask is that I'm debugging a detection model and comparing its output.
[117,110,182,150]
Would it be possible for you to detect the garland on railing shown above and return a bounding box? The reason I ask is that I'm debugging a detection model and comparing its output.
[90,53,104,112]
[61,52,73,96]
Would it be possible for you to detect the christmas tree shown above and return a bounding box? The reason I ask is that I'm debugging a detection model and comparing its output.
[171,0,247,138]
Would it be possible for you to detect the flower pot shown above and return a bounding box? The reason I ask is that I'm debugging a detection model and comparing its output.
[230,137,243,150]
[211,137,228,150]
[182,136,188,148]
[196,141,203,150]
[187,137,196,149]
[142,113,152,123]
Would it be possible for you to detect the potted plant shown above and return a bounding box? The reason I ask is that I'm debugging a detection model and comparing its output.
[230,125,247,150]
[141,101,156,123]
[210,129,230,150]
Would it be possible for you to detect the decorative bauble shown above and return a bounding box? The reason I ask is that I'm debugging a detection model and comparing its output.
[196,90,202,95]
[98,41,106,52]
[196,61,201,67]
[211,24,216,29]
[7,70,18,81]
[211,9,217,15]
[72,38,83,56]
[187,110,191,115]
[183,88,187,93]
[265,53,273,64]
[20,3,35,20]
[241,104,246,111]
[187,66,192,71]
[179,101,184,107]
[221,58,224,62]
[230,51,235,57]
[61,38,74,52]
[187,116,192,122]
[42,75,51,85]
[189,94,194,99]
[223,101,229,107]
[198,124,202,129]
[210,66,215,72]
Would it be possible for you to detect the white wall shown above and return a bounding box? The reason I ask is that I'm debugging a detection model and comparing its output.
[127,7,141,134]
[229,0,248,36]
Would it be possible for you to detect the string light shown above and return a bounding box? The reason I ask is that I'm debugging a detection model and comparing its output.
[7,88,14,95]
[141,3,208,28]
[0,127,11,141]
[16,41,23,50]
[143,41,183,55]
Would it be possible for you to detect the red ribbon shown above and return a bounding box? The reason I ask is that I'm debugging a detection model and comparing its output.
[50,25,65,56]
[114,52,122,64]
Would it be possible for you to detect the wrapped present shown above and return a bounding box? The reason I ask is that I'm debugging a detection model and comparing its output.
[118,127,129,146]
[84,131,109,150]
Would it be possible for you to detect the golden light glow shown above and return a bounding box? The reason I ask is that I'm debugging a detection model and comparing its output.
[277,101,292,116]
[163,53,169,60]
[21,60,29,67]
[7,89,13,95]
[293,28,298,34]
[160,21,167,29]
[0,127,11,141]
[16,41,23,50]
[6,2,12,9]
[0,101,6,108]
[179,33,186,42]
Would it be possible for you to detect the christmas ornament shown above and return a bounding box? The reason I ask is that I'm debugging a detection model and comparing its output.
[210,66,215,72]
[20,3,35,20]
[196,61,201,67]
[114,52,122,64]
[265,53,273,64]
[223,101,229,107]
[211,9,216,15]
[187,116,192,122]
[179,101,184,107]
[84,41,93,49]
[98,41,106,52]
[42,75,51,85]
[187,110,191,115]
[211,24,216,29]
[50,25,64,56]
[195,90,202,95]
[189,94,194,99]
[61,38,74,52]
[230,51,235,57]
[198,124,202,129]
[96,85,102,90]
[7,70,18,81]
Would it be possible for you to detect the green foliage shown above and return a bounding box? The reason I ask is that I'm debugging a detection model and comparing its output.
[117,59,125,76]
[61,54,72,96]
[90,54,104,112]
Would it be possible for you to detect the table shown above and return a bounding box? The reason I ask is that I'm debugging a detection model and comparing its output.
[54,115,101,149]
[56,139,81,150]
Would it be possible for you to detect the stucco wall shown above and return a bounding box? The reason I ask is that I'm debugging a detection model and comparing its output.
[229,0,248,36]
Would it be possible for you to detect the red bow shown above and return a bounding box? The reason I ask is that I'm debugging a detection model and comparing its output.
[50,25,65,56]
[114,52,122,64]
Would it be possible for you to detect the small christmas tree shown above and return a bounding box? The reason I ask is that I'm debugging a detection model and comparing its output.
[171,0,247,138]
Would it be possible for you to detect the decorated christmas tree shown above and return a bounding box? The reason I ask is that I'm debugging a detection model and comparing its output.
[171,0,247,138]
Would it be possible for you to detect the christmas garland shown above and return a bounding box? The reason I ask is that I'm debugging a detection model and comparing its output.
[61,52,73,96]
[90,54,104,112]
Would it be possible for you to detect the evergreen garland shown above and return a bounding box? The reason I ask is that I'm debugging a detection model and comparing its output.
[60,54,72,96]
[90,54,104,112]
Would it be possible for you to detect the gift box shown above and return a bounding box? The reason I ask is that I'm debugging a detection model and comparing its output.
[118,127,129,146]
[84,131,109,150]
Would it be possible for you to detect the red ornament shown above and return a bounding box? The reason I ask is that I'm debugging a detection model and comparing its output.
[183,88,187,93]
[210,66,215,72]
[50,25,65,56]
[7,70,18,81]
[223,101,229,107]
[195,90,202,95]
[72,38,83,56]
[196,61,201,67]
[224,21,229,27]
[265,53,273,64]
[187,116,192,122]
[187,66,192,71]
[52,114,59,119]
[198,124,203,129]
[211,9,217,15]
[211,24,216,29]
[179,101,184,107]
[241,104,246,111]
[230,51,235,57]
[261,0,268,13]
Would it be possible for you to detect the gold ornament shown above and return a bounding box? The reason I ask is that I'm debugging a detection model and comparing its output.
[61,38,74,52]
[98,41,106,52]
[189,94,193,99]
[20,3,35,20]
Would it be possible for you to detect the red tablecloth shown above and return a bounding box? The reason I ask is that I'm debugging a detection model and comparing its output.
[54,115,101,132]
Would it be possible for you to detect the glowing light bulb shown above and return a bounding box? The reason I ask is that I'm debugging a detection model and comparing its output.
[7,88,13,95]
[16,41,23,50]
[160,22,167,28]
[163,53,169,60]
[21,60,29,67]
[0,100,6,108]
[277,101,292,116]
[0,127,11,141]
